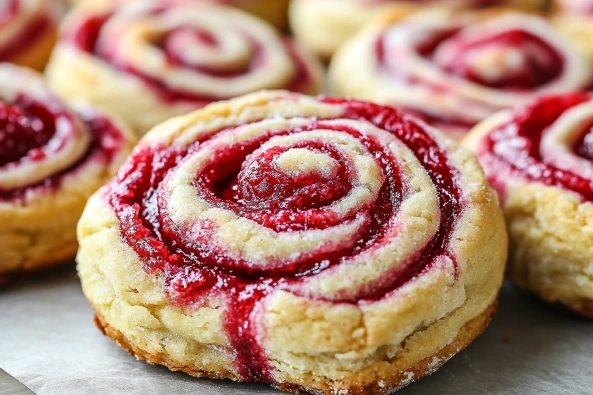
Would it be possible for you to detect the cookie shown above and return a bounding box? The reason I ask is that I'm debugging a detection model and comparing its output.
[464,93,593,318]
[329,8,593,139]
[77,90,507,394]
[0,64,136,283]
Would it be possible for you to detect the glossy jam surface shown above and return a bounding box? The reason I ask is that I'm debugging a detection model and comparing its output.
[66,9,314,104]
[481,93,593,200]
[0,97,55,167]
[0,0,53,61]
[0,98,125,200]
[108,99,464,382]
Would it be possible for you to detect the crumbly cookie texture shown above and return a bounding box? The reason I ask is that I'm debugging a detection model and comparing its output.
[77,91,507,394]
[505,185,593,318]
[0,158,119,282]
[92,301,497,394]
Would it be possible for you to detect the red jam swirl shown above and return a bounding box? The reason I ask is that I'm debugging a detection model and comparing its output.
[64,5,315,105]
[0,0,54,62]
[0,94,125,200]
[107,99,465,382]
[479,93,593,200]
[375,21,568,129]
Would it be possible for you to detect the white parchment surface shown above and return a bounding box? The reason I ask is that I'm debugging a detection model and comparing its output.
[1,264,592,395]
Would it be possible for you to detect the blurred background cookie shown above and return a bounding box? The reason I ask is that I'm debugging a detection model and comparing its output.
[0,0,60,70]
[0,64,136,283]
[290,0,547,59]
[46,0,323,135]
[329,8,593,139]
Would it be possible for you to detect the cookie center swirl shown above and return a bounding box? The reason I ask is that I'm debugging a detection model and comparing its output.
[370,11,592,133]
[237,146,341,207]
[163,26,253,74]
[0,101,51,167]
[0,77,90,191]
[433,30,562,89]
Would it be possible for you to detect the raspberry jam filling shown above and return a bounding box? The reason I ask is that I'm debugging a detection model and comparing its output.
[0,98,55,167]
[0,0,53,61]
[0,95,124,200]
[480,93,593,200]
[109,100,465,382]
[66,9,314,104]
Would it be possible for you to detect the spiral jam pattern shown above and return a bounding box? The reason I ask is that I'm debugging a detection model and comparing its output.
[62,0,320,106]
[0,0,56,64]
[474,93,593,201]
[106,92,467,382]
[330,10,592,138]
[0,64,125,200]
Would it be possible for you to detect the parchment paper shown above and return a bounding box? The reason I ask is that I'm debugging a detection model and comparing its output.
[1,264,592,395]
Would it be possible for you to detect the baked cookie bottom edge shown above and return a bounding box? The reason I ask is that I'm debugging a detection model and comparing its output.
[92,299,497,394]
[508,276,593,319]
[0,242,77,286]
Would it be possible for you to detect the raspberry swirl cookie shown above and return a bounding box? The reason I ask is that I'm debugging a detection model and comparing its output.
[464,93,593,318]
[77,91,507,394]
[0,0,59,70]
[46,1,322,135]
[290,0,546,58]
[330,9,593,140]
[0,64,135,283]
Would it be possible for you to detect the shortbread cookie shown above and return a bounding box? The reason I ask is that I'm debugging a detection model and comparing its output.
[77,90,507,394]
[464,93,593,318]
[0,64,135,283]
